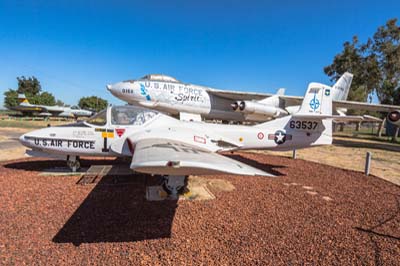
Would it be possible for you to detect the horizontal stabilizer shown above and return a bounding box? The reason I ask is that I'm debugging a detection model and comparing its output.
[362,115,383,122]
[293,114,364,121]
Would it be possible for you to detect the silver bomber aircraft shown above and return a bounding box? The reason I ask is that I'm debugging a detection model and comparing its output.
[106,73,400,123]
[20,83,360,195]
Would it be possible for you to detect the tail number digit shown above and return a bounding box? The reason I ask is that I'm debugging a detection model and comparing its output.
[289,120,318,130]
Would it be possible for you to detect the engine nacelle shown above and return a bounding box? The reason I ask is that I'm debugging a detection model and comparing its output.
[233,101,288,117]
[58,111,74,118]
[38,112,52,117]
[387,110,400,126]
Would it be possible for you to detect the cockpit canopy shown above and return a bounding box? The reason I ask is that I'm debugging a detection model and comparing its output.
[111,106,158,125]
[86,106,158,126]
[140,74,180,83]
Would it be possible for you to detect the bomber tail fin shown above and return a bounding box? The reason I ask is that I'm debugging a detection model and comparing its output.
[276,88,285,96]
[331,72,353,101]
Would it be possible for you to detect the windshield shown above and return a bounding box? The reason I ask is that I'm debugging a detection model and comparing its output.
[86,109,107,126]
[111,106,157,125]
[140,74,179,82]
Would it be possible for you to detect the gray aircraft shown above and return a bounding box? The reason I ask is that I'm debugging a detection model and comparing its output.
[9,94,93,118]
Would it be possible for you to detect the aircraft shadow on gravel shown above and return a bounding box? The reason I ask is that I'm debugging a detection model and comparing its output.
[52,163,177,246]
[3,158,114,172]
[4,159,69,172]
[52,155,283,245]
[4,159,177,245]
[225,154,286,176]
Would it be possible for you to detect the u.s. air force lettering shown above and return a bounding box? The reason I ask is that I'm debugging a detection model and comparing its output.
[33,138,95,149]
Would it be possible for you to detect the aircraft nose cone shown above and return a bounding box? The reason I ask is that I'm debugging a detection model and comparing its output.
[106,84,112,91]
[19,133,28,146]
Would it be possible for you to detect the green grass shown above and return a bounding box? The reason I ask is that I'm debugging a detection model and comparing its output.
[0,119,68,129]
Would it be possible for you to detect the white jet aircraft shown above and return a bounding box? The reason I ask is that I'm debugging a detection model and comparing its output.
[19,83,361,195]
[106,72,399,123]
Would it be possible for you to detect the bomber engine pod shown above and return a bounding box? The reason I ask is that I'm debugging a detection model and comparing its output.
[387,110,400,126]
[236,101,288,117]
[231,102,239,111]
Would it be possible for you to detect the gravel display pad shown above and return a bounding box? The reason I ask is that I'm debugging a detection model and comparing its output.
[0,153,399,265]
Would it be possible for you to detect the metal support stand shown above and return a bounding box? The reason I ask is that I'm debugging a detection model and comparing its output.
[365,152,372,176]
[292,149,297,159]
[163,175,187,198]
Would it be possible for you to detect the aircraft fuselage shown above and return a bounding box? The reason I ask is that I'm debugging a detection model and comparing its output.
[108,79,269,121]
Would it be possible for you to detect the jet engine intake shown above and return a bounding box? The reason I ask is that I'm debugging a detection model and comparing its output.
[387,110,400,126]
[231,102,239,111]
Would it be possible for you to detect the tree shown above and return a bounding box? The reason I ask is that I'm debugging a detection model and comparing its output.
[78,96,108,112]
[55,99,65,106]
[37,92,56,106]
[325,19,400,105]
[16,76,42,96]
[3,89,19,108]
[324,36,380,102]
[370,18,400,105]
[325,18,400,140]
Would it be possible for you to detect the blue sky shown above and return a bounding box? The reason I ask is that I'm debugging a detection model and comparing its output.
[0,0,399,108]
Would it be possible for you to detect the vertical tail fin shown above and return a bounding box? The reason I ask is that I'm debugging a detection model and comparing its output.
[18,94,29,105]
[257,80,334,149]
[331,72,353,101]
[276,88,285,96]
[296,83,332,116]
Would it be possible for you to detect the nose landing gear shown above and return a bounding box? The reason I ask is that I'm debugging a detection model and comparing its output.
[66,155,81,172]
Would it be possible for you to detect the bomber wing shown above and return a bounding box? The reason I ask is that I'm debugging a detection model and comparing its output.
[208,88,400,112]
[332,100,399,112]
[207,88,307,107]
[207,88,273,101]
[129,138,274,177]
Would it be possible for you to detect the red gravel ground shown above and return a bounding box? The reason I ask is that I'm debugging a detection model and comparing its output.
[0,153,399,265]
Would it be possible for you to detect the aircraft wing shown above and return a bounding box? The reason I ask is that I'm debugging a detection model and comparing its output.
[129,138,274,177]
[332,100,400,112]
[332,115,382,123]
[207,89,307,106]
[207,88,400,112]
[207,88,273,101]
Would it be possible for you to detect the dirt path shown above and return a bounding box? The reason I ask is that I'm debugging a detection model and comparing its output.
[0,128,31,161]
[258,136,400,186]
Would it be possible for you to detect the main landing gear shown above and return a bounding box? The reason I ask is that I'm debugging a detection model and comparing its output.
[162,175,188,198]
[67,155,81,172]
